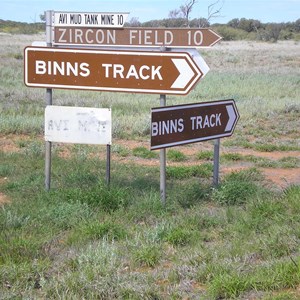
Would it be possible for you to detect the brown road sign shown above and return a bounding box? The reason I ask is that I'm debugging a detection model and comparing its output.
[151,99,239,150]
[53,27,222,48]
[24,46,206,95]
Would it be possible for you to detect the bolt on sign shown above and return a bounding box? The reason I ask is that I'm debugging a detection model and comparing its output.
[151,99,239,150]
[45,106,112,145]
[52,11,129,28]
[53,27,222,48]
[24,46,208,95]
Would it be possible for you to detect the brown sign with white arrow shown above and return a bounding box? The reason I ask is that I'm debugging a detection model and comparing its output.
[151,99,239,150]
[53,27,222,48]
[24,46,206,95]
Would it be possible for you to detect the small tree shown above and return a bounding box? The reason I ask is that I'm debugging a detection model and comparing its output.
[169,0,223,27]
[127,17,141,27]
[169,0,197,27]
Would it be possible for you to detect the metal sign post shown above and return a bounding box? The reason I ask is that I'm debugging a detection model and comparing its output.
[159,46,167,205]
[213,139,220,187]
[160,94,166,205]
[45,10,53,191]
[106,144,111,186]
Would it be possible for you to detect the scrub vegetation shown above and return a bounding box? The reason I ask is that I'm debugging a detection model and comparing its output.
[0,32,300,299]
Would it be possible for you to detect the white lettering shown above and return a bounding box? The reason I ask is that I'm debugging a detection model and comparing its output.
[35,60,90,77]
[126,65,139,79]
[190,113,222,130]
[152,119,184,136]
[102,64,162,80]
[114,64,125,78]
[165,31,173,45]
[139,65,150,80]
[86,29,96,43]
[129,30,137,44]
[216,113,221,126]
[36,60,46,74]
[144,30,152,45]
[79,63,90,77]
[151,66,162,80]
[102,63,112,77]
[58,28,67,43]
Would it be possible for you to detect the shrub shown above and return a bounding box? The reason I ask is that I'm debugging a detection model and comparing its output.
[196,150,213,161]
[167,149,187,162]
[82,221,127,241]
[133,244,161,267]
[212,169,264,205]
[132,147,158,159]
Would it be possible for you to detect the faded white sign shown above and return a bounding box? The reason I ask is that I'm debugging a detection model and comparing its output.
[45,106,111,145]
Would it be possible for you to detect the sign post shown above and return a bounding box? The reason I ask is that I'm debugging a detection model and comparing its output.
[213,139,220,187]
[160,94,167,205]
[159,45,168,205]
[45,10,53,191]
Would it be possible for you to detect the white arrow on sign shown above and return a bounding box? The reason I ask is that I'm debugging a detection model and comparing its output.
[171,58,196,89]
[225,105,238,132]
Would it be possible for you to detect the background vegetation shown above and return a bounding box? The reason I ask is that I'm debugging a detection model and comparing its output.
[1,17,300,42]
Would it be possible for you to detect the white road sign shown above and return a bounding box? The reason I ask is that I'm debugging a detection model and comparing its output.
[53,11,129,28]
[45,106,112,145]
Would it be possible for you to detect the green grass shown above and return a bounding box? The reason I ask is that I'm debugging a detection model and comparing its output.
[0,150,300,299]
[196,150,214,161]
[166,163,213,179]
[132,146,158,159]
[167,149,187,162]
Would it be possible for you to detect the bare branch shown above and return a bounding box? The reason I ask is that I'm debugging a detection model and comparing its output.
[180,0,198,26]
[207,0,224,22]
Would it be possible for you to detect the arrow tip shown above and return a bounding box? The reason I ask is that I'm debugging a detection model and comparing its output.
[171,58,195,89]
[225,104,238,132]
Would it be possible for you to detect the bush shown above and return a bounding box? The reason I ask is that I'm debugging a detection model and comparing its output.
[132,147,158,159]
[167,149,187,162]
[82,221,127,241]
[61,184,129,212]
[212,168,264,205]
[212,25,248,40]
